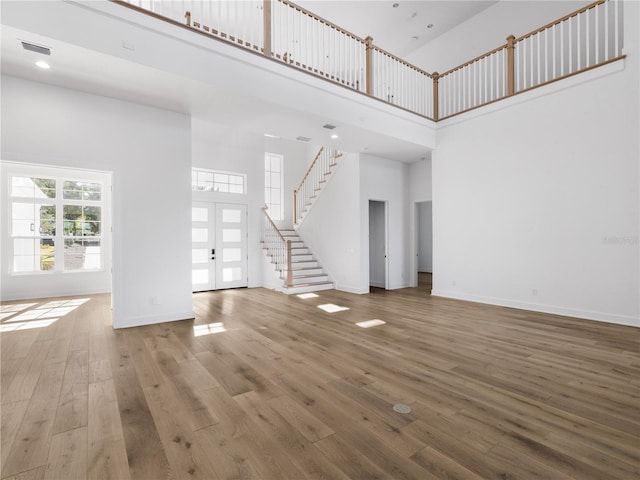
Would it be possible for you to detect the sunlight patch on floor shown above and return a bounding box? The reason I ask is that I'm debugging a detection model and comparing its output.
[297,293,319,299]
[356,319,386,328]
[194,322,227,336]
[0,318,58,332]
[317,304,349,313]
[0,298,90,331]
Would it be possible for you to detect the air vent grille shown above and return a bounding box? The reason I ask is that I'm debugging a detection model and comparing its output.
[322,124,336,130]
[296,136,311,142]
[21,41,51,56]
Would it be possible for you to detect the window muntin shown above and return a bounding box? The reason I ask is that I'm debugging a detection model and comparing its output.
[192,168,245,194]
[264,153,283,220]
[9,173,104,274]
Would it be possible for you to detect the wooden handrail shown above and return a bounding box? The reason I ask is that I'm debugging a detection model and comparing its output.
[262,206,287,243]
[277,0,366,43]
[514,0,606,43]
[262,206,292,287]
[294,147,324,196]
[372,45,433,78]
[440,43,508,78]
[437,55,625,122]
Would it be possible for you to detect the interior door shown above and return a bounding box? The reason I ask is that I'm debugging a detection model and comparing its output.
[191,202,247,292]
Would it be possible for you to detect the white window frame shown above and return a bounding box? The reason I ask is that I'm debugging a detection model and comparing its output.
[264,153,283,221]
[192,167,246,195]
[4,163,111,276]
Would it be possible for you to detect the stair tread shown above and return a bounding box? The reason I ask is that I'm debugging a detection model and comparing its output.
[287,281,333,287]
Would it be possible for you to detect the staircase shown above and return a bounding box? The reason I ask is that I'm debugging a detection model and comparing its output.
[261,207,333,294]
[279,228,333,294]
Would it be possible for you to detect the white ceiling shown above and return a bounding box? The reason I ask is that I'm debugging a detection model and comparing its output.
[295,0,498,57]
[0,1,501,162]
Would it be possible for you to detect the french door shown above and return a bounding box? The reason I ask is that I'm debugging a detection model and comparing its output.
[192,202,248,292]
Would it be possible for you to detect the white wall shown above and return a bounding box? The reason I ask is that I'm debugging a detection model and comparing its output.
[1,75,194,328]
[408,158,433,286]
[406,1,591,73]
[417,202,433,273]
[360,154,410,290]
[431,3,639,326]
[297,153,365,293]
[191,118,268,288]
[264,138,312,228]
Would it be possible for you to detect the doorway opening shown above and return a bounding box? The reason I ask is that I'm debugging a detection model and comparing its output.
[416,201,433,294]
[369,200,388,291]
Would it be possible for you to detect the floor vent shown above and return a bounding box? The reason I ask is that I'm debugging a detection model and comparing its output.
[392,403,412,414]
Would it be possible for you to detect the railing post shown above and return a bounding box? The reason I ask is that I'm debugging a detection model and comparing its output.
[506,34,515,95]
[185,10,191,27]
[365,36,374,95]
[286,240,293,287]
[432,72,439,121]
[293,190,297,225]
[263,0,272,57]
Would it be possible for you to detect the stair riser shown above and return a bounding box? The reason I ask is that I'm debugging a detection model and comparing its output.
[292,268,324,276]
[292,254,314,261]
[291,275,329,285]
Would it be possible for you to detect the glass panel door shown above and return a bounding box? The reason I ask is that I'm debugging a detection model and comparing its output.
[192,203,216,291]
[192,202,247,292]
[215,203,248,289]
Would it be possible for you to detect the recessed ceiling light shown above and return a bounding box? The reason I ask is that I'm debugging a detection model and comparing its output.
[409,12,417,19]
[411,36,419,41]
[331,134,338,139]
[35,60,50,70]
[427,24,434,29]
[264,133,280,138]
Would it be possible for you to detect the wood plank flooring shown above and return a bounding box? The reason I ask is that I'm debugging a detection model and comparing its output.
[1,287,639,479]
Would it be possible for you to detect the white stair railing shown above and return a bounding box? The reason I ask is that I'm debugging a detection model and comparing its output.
[261,206,292,287]
[293,147,341,226]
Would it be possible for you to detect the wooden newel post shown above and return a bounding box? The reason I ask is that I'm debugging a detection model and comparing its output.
[432,72,440,121]
[185,10,191,27]
[263,0,272,58]
[293,190,297,226]
[506,34,515,96]
[365,36,374,96]
[286,240,293,287]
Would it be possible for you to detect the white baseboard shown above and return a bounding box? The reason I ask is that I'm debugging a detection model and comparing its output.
[431,289,639,328]
[114,310,195,329]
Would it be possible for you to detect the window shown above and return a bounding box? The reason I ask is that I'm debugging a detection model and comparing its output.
[8,170,107,274]
[192,168,245,194]
[265,153,283,220]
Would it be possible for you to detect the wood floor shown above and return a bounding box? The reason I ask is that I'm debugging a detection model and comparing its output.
[1,287,639,479]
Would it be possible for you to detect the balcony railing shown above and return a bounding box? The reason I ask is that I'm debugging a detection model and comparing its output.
[114,0,625,121]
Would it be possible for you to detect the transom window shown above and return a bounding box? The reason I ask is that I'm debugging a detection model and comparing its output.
[7,168,108,274]
[264,153,283,220]
[192,168,245,194]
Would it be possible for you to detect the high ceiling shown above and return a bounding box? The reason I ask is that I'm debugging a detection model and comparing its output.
[295,0,498,57]
[0,0,502,162]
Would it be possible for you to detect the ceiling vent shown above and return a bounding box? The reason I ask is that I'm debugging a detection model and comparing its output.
[322,124,336,130]
[296,136,311,142]
[21,41,51,56]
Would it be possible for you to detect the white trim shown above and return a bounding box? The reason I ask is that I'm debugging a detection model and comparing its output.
[114,310,196,329]
[431,290,639,328]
